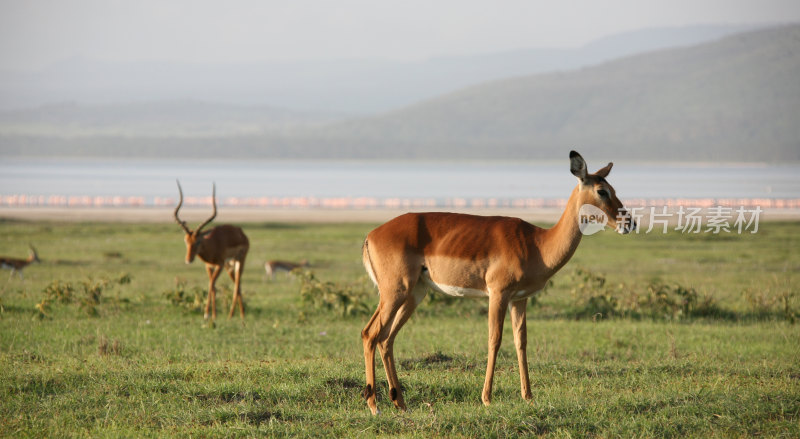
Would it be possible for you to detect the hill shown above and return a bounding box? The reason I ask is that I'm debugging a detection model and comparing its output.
[0,24,762,114]
[0,24,797,161]
[0,100,341,137]
[312,24,800,161]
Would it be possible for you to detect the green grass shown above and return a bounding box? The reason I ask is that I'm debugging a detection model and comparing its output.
[0,219,798,438]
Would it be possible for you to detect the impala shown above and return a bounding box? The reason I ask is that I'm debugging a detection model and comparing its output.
[264,259,310,279]
[174,181,249,321]
[1,245,40,280]
[360,151,635,414]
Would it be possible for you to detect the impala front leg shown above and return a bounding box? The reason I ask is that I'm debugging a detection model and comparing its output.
[482,293,510,406]
[205,264,222,321]
[510,298,532,400]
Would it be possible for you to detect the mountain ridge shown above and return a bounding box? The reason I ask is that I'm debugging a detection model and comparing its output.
[0,23,766,113]
[307,24,800,161]
[0,23,797,162]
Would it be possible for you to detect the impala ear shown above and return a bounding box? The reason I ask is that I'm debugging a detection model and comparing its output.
[569,150,588,182]
[595,162,613,178]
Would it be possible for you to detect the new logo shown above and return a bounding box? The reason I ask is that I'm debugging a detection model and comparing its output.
[578,204,608,235]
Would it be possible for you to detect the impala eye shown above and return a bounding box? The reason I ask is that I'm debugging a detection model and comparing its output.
[597,189,609,198]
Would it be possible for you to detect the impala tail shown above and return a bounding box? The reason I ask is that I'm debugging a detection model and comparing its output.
[362,239,379,288]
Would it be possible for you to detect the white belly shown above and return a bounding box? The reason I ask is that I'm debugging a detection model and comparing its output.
[419,270,540,300]
[420,270,487,298]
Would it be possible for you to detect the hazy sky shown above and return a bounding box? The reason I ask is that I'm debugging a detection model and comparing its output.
[1,0,799,70]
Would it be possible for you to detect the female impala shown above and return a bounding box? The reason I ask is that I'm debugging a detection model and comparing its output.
[360,151,635,414]
[264,259,310,279]
[174,181,249,321]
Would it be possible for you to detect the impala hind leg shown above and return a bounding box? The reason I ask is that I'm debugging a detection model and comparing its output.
[377,282,428,411]
[228,258,246,320]
[362,282,416,415]
[362,303,395,414]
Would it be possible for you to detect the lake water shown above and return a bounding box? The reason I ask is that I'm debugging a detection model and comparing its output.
[1,158,798,207]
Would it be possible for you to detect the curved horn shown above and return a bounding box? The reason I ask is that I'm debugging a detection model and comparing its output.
[195,182,217,234]
[174,180,192,234]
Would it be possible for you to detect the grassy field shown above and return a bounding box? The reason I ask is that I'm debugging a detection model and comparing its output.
[0,218,798,438]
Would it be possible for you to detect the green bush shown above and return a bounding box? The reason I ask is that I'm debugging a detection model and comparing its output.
[162,278,206,312]
[743,275,798,323]
[568,268,724,320]
[297,270,373,318]
[43,280,74,304]
[40,274,132,317]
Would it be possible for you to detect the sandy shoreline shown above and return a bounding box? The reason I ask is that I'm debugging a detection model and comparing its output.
[2,206,799,224]
[0,206,567,224]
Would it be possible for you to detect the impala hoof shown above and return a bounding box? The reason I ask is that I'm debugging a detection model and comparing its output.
[366,403,379,415]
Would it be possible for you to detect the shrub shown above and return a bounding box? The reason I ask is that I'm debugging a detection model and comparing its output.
[40,274,132,317]
[743,275,798,323]
[43,280,74,304]
[297,270,373,317]
[163,278,205,312]
[97,336,123,356]
[567,267,723,320]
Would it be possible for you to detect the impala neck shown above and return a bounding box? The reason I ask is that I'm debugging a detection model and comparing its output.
[540,185,583,274]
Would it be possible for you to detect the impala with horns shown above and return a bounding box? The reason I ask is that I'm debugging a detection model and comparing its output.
[1,245,40,280]
[360,151,635,414]
[174,181,249,321]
